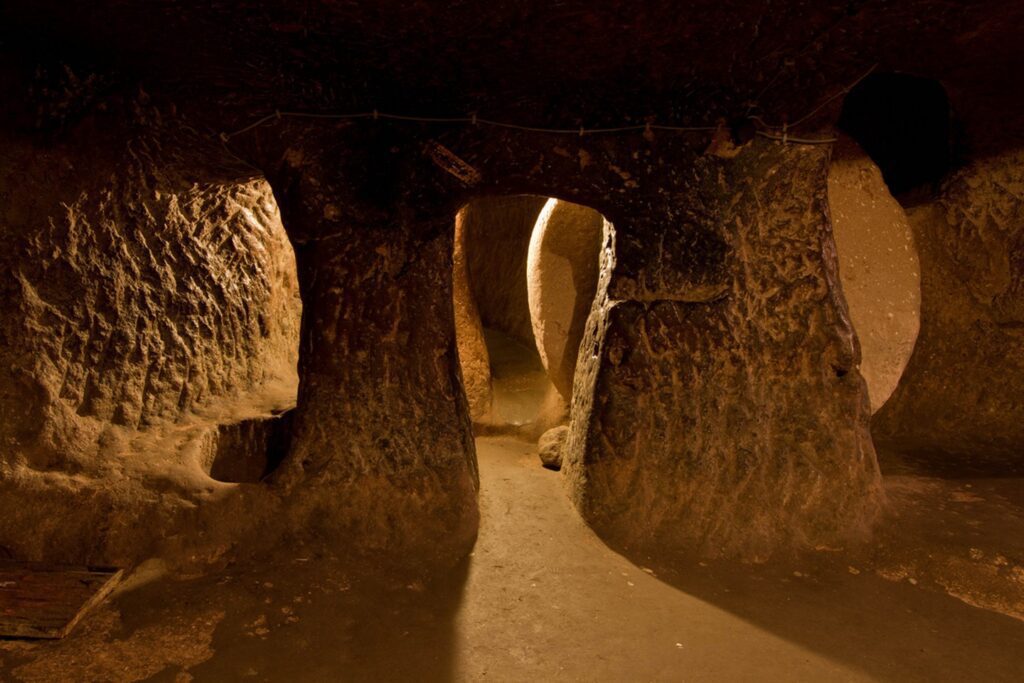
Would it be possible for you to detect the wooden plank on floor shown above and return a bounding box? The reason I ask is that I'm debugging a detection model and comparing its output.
[0,561,123,639]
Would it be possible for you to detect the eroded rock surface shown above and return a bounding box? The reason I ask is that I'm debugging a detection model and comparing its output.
[0,117,300,472]
[461,196,547,347]
[263,128,480,566]
[873,150,1024,460]
[453,208,492,422]
[564,140,882,559]
[526,198,604,401]
[0,109,301,566]
[0,0,1019,581]
[538,425,568,470]
[827,136,921,413]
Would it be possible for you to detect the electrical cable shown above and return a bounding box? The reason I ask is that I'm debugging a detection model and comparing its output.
[217,64,877,146]
[221,110,718,140]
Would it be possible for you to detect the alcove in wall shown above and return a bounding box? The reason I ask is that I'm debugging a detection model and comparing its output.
[837,71,956,199]
[452,195,607,461]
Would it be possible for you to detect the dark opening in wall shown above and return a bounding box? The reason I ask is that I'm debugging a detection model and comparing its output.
[207,410,294,483]
[838,73,954,196]
[453,196,607,461]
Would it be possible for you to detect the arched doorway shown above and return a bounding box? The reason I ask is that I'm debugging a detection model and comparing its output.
[452,195,609,472]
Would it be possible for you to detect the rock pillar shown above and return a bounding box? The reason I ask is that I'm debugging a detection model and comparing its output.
[563,140,883,559]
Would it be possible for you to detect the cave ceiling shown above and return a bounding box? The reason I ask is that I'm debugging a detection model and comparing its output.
[1,1,1022,146]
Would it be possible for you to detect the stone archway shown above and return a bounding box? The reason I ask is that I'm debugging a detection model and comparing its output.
[451,195,553,432]
[242,120,884,564]
[451,195,607,468]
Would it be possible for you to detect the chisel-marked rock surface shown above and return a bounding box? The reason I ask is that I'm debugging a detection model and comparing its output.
[564,141,882,559]
[874,150,1024,463]
[527,198,604,401]
[827,136,921,413]
[0,110,301,566]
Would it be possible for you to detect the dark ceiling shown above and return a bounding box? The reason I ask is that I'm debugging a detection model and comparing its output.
[2,1,1022,148]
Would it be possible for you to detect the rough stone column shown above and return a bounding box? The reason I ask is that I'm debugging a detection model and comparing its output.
[263,130,479,564]
[526,198,604,402]
[872,149,1024,461]
[453,209,493,422]
[564,140,883,560]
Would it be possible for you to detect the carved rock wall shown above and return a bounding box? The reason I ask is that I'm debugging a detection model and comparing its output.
[564,140,883,559]
[452,209,493,422]
[0,0,1019,572]
[526,198,604,401]
[0,115,886,567]
[0,118,300,471]
[461,195,547,347]
[873,150,1024,460]
[264,129,480,564]
[827,136,921,413]
[0,111,302,565]
[280,227,479,561]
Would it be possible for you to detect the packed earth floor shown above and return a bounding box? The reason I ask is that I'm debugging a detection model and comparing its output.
[0,435,1021,682]
[1,341,1021,682]
[3,4,1024,681]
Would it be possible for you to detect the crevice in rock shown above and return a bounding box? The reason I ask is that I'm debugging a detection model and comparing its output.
[205,410,294,484]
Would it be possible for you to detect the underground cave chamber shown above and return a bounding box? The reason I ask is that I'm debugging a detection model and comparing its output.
[0,73,1016,566]
[1,2,1024,672]
[453,195,607,465]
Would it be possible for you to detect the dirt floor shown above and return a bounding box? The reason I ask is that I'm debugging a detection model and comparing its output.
[1,339,1022,681]
[0,433,1020,682]
[483,328,551,428]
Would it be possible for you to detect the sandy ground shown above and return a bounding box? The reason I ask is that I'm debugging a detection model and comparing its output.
[0,433,1021,682]
[1,342,1022,681]
[484,328,551,428]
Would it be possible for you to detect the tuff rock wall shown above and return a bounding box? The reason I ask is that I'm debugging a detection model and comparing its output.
[0,108,301,564]
[454,193,568,433]
[560,140,882,559]
[452,208,493,422]
[461,195,547,347]
[0,0,1019,574]
[0,116,299,470]
[826,136,921,413]
[242,119,883,561]
[526,198,604,402]
[259,125,480,565]
[0,108,888,566]
[873,150,1024,461]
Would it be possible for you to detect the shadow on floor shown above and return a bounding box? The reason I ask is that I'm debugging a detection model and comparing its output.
[0,555,471,682]
[600,439,1024,681]
[155,557,472,682]
[607,539,1024,682]
[3,437,1022,682]
[875,437,1024,480]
